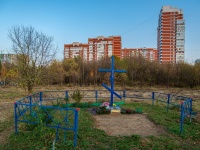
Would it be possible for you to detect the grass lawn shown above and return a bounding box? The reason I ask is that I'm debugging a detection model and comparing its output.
[0,102,200,150]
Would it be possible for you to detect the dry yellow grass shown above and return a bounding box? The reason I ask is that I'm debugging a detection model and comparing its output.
[1,85,199,109]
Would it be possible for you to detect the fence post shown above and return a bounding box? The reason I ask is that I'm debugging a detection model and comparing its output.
[190,99,193,122]
[123,90,126,102]
[66,91,69,99]
[30,95,32,114]
[95,90,98,103]
[14,102,18,133]
[180,103,184,134]
[152,92,155,106]
[55,128,59,141]
[65,90,69,107]
[39,92,43,105]
[74,109,79,147]
[167,94,170,112]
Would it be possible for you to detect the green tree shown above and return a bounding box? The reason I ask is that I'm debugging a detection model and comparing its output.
[63,58,79,85]
[178,62,196,88]
[8,25,57,93]
[48,60,65,85]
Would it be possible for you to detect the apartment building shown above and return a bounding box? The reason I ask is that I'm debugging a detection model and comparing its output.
[64,42,88,60]
[122,48,158,61]
[0,54,17,64]
[64,36,122,61]
[88,36,121,60]
[157,6,185,63]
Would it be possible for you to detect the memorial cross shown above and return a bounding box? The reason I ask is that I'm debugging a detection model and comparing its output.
[98,56,126,107]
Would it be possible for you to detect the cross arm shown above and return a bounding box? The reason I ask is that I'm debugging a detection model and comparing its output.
[102,83,122,99]
[114,70,126,73]
[98,69,112,72]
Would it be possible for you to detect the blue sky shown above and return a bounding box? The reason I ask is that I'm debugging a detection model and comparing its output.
[0,0,200,63]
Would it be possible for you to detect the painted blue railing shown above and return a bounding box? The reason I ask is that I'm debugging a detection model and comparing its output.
[180,99,192,133]
[152,92,193,133]
[42,90,126,102]
[152,92,191,111]
[40,90,153,103]
[14,92,79,147]
[14,89,193,143]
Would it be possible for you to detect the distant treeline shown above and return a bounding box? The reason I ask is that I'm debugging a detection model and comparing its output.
[1,56,200,88]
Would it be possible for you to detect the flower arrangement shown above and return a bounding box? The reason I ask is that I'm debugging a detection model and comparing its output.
[101,102,110,107]
[94,106,111,114]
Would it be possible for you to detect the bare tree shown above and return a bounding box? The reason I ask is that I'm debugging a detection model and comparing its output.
[8,25,57,93]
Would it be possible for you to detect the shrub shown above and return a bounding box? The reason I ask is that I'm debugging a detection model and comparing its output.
[24,108,54,131]
[71,90,83,104]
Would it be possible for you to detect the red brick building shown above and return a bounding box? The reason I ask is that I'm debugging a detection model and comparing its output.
[64,36,122,61]
[64,42,88,60]
[157,6,185,63]
[88,36,121,60]
[122,47,158,61]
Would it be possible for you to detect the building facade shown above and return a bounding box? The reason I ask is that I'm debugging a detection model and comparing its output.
[122,47,158,61]
[88,36,121,60]
[64,36,122,61]
[157,6,185,63]
[0,54,17,64]
[64,42,88,60]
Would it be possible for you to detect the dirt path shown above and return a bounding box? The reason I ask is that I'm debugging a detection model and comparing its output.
[93,113,166,137]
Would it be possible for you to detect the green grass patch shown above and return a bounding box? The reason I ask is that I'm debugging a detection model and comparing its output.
[1,103,200,149]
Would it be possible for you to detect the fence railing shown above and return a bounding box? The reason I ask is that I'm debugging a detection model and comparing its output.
[180,99,192,133]
[14,92,79,147]
[42,90,126,102]
[152,92,191,111]
[152,92,193,133]
[14,89,193,142]
[40,90,153,103]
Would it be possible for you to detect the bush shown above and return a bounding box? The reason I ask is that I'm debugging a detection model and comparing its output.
[71,90,83,104]
[24,108,54,131]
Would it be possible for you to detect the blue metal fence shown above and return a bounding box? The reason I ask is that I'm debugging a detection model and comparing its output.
[41,90,126,103]
[180,99,192,133]
[152,92,190,111]
[14,89,193,144]
[14,92,79,147]
[152,92,193,133]
[29,90,152,103]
